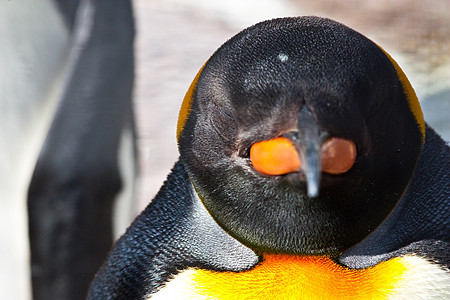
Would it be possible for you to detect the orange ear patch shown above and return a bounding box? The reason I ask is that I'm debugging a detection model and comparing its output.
[321,137,356,175]
[250,137,301,176]
[177,62,207,141]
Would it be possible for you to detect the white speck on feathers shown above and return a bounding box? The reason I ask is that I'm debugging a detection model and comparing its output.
[278,53,289,63]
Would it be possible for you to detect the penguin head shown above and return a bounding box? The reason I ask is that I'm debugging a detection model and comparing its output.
[178,17,424,256]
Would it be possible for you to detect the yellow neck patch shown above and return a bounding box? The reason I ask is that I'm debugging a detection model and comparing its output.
[186,254,407,299]
[376,45,425,143]
[176,63,207,142]
[151,254,449,299]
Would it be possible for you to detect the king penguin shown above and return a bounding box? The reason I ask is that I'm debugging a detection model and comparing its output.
[88,16,449,299]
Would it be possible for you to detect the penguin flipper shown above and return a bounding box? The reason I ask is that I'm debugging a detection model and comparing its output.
[340,240,449,269]
[340,125,449,269]
[88,160,258,299]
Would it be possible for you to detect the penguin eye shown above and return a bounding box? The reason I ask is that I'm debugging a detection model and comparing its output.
[321,137,357,175]
[213,103,235,120]
[218,108,234,120]
[240,145,252,158]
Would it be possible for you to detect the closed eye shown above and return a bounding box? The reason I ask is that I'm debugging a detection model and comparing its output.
[217,106,235,120]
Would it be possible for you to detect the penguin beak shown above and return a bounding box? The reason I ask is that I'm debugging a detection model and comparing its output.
[289,107,358,198]
[291,107,322,198]
[250,107,356,198]
[249,107,323,198]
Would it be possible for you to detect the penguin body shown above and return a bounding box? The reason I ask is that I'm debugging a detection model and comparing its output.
[88,17,449,299]
[27,1,136,299]
[0,1,136,299]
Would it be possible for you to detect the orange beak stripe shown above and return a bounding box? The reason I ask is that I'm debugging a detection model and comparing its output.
[321,137,357,175]
[250,136,356,176]
[250,137,301,176]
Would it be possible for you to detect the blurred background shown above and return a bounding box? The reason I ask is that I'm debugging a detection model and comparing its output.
[1,0,448,298]
[134,0,450,210]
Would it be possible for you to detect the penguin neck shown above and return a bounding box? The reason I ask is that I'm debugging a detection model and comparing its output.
[195,253,408,298]
[155,177,449,299]
[152,252,430,300]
